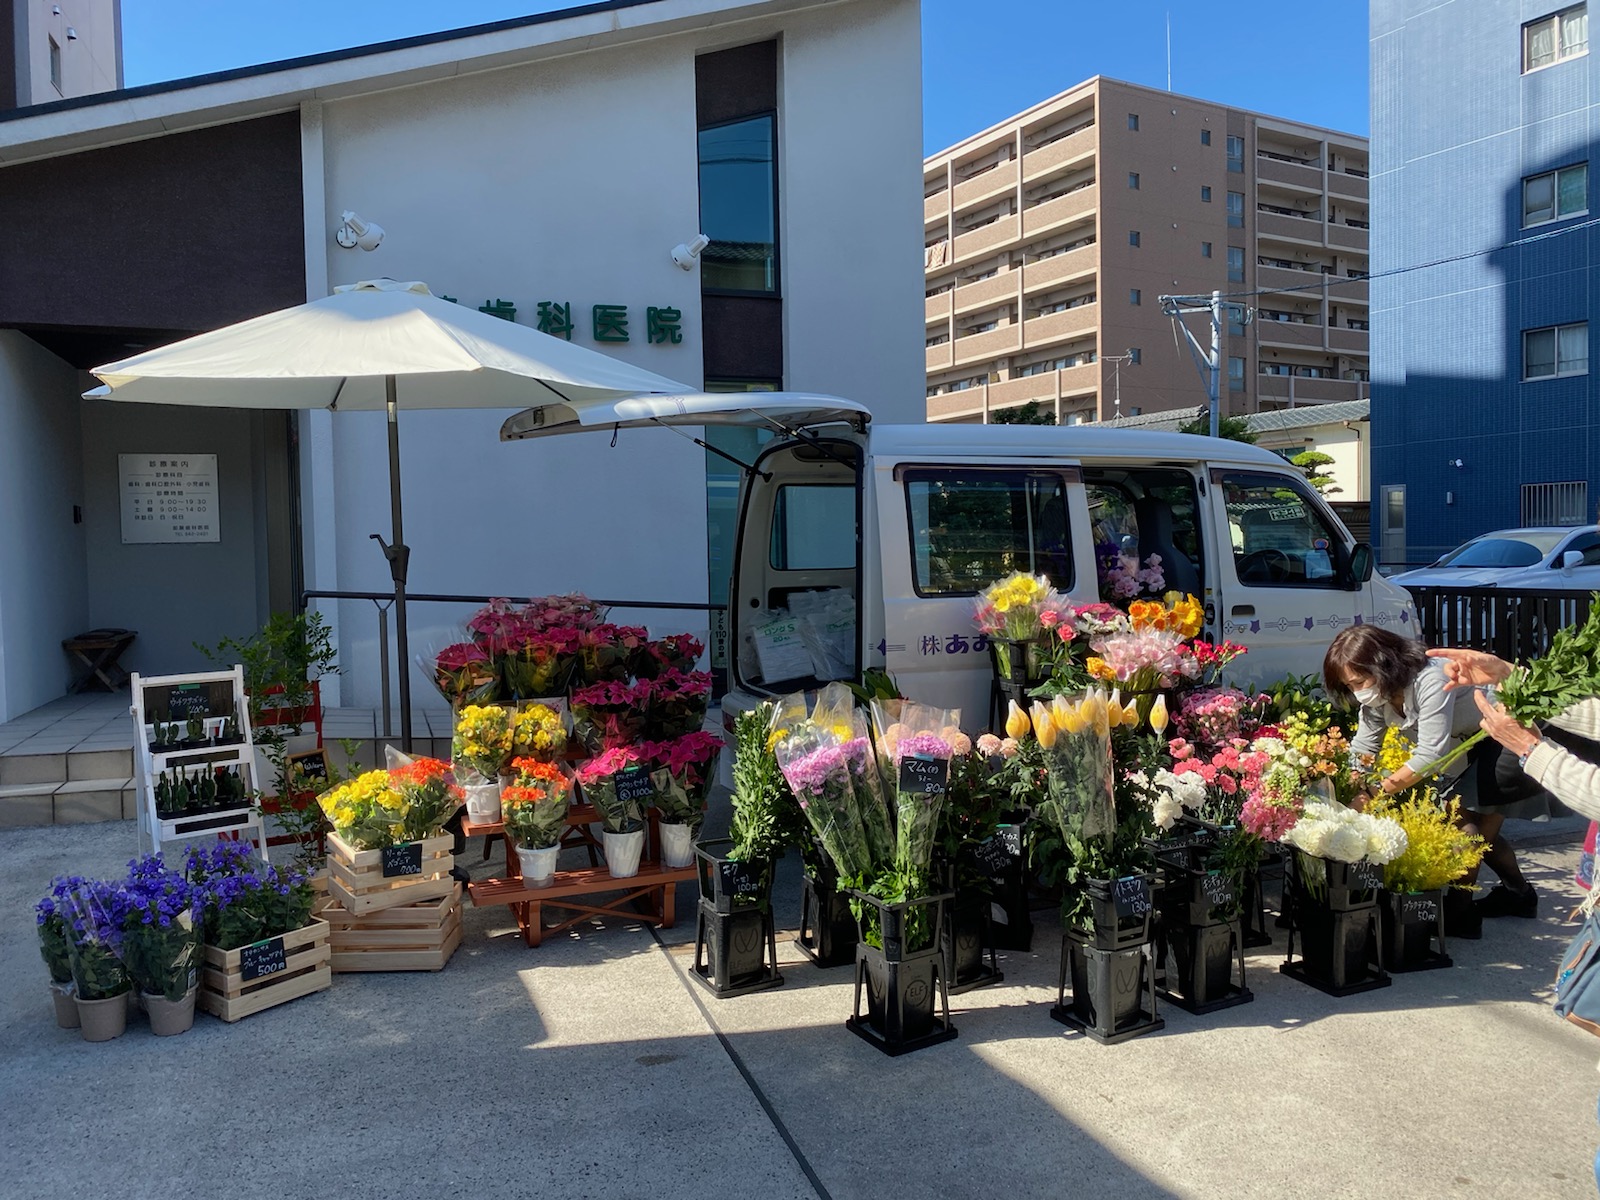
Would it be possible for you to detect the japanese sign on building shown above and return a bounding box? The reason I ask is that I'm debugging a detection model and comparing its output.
[441,296,686,347]
[118,454,219,544]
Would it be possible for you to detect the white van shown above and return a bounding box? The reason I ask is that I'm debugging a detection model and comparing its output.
[502,393,1415,727]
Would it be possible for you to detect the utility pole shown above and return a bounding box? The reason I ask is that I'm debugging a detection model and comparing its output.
[1160,290,1251,436]
[1103,350,1134,419]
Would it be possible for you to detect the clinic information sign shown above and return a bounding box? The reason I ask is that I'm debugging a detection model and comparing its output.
[119,454,219,544]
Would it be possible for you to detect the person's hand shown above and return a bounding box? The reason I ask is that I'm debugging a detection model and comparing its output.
[1473,690,1541,757]
[1427,647,1514,691]
[1350,791,1371,813]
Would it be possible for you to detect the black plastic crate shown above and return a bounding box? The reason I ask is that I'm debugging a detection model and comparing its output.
[1156,917,1252,1014]
[795,869,858,969]
[1282,899,1390,997]
[693,899,783,999]
[1078,874,1156,951]
[942,889,1003,995]
[693,838,773,915]
[1051,935,1163,1045]
[1376,889,1452,973]
[844,889,957,1056]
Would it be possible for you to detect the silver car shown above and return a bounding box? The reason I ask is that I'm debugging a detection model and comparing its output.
[1394,526,1600,589]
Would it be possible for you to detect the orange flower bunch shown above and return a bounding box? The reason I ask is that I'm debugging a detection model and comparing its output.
[1127,593,1204,639]
[391,756,451,789]
[510,756,570,797]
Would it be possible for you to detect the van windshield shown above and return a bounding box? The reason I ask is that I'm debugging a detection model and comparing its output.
[903,469,1074,595]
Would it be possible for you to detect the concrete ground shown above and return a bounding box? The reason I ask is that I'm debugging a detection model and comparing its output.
[4,816,1598,1200]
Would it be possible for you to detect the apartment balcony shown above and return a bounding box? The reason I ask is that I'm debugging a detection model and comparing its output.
[1328,326,1368,355]
[925,289,952,326]
[1022,244,1096,293]
[924,191,948,226]
[1256,374,1368,405]
[926,364,1099,423]
[1255,318,1325,349]
[1022,124,1096,181]
[952,270,1019,315]
[927,390,989,422]
[1255,153,1323,192]
[953,214,1019,262]
[950,323,1023,366]
[1327,170,1370,202]
[1022,304,1098,347]
[1337,276,1370,306]
[1257,209,1326,246]
[1021,186,1096,238]
[1327,221,1370,253]
[953,159,1019,212]
[1256,262,1327,294]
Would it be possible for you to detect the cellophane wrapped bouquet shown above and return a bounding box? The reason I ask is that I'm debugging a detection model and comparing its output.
[453,704,514,783]
[502,759,573,850]
[576,745,648,834]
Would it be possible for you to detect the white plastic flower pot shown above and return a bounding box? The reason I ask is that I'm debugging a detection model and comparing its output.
[516,844,561,888]
[659,822,695,869]
[49,981,79,1030]
[75,993,128,1042]
[464,781,502,824]
[603,830,645,879]
[145,987,197,1037]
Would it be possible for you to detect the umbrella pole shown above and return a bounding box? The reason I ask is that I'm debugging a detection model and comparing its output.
[376,375,414,752]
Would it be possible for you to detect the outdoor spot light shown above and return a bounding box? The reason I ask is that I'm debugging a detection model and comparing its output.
[336,211,385,251]
[66,26,77,39]
[1449,458,1465,468]
[671,234,711,271]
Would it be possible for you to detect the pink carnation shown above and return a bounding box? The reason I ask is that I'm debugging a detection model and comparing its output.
[1240,795,1302,842]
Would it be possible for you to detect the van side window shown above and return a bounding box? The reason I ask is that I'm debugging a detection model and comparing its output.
[1083,468,1204,598]
[1221,471,1344,588]
[903,469,1074,596]
[770,485,855,570]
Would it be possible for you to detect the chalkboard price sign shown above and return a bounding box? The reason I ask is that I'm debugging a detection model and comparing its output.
[718,861,766,902]
[239,936,288,983]
[615,767,655,808]
[1346,861,1383,891]
[1112,875,1151,918]
[289,749,329,783]
[382,842,424,878]
[167,685,211,721]
[974,828,1020,878]
[898,754,949,799]
[1400,894,1439,925]
[1200,872,1234,907]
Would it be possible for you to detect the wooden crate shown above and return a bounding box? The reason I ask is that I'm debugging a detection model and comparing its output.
[324,886,464,973]
[199,919,332,1023]
[326,832,455,915]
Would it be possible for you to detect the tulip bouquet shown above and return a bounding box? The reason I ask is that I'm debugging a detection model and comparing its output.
[1086,594,1205,706]
[511,702,567,763]
[575,745,649,835]
[1029,691,1124,856]
[502,760,573,850]
[453,703,514,782]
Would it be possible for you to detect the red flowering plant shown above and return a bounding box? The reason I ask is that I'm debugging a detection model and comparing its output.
[634,633,706,680]
[1187,638,1249,686]
[575,624,649,685]
[575,745,648,834]
[388,755,464,842]
[503,625,581,699]
[519,593,609,633]
[570,679,650,752]
[466,598,525,656]
[643,731,723,831]
[429,641,502,707]
[642,669,713,740]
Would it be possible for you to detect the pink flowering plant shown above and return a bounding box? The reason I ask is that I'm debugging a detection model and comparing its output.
[644,731,724,832]
[642,669,714,740]
[1175,687,1269,756]
[1097,547,1166,602]
[503,625,581,699]
[570,679,650,751]
[575,623,649,685]
[635,633,706,680]
[429,641,501,707]
[575,745,648,834]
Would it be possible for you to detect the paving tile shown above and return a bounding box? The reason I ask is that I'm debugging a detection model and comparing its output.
[0,792,54,829]
[0,754,67,786]
[54,789,124,824]
[67,749,134,781]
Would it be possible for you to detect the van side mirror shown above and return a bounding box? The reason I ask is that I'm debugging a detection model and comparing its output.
[1349,542,1374,586]
[1562,550,1584,571]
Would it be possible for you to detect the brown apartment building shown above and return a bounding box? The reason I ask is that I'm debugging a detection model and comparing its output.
[924,77,1370,423]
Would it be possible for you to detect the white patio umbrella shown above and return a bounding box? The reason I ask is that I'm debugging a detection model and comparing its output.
[86,279,687,749]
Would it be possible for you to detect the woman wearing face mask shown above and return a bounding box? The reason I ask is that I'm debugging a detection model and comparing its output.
[1323,624,1532,936]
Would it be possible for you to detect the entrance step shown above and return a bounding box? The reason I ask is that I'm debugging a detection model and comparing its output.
[0,778,135,828]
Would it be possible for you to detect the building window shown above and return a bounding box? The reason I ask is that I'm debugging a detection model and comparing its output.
[1228,356,1246,391]
[1201,185,1212,202]
[1227,304,1246,336]
[698,114,779,293]
[1128,172,1140,190]
[1227,135,1245,173]
[1523,321,1589,379]
[1227,246,1245,283]
[1201,129,1212,146]
[1524,4,1588,72]
[1129,230,1141,247]
[1130,289,1141,306]
[1129,348,1142,365]
[1128,113,1140,131]
[1227,191,1244,228]
[49,37,61,93]
[1523,163,1588,226]
[1202,241,1213,258]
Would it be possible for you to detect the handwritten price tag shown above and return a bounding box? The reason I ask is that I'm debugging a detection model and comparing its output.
[1112,875,1150,918]
[239,936,287,983]
[382,843,423,878]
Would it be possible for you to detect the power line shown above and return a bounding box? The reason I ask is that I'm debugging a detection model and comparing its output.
[1214,211,1600,304]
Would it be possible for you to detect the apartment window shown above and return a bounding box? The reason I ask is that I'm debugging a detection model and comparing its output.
[48,37,61,93]
[1130,289,1142,306]
[1524,4,1588,72]
[1129,348,1142,365]
[1227,246,1245,283]
[1201,185,1212,202]
[1228,356,1246,391]
[698,114,778,293]
[1201,241,1213,258]
[1523,163,1588,226]
[1227,135,1245,173]
[1201,129,1212,146]
[1227,304,1246,336]
[1129,230,1141,247]
[1523,321,1589,379]
[1129,113,1140,131]
[1129,172,1141,190]
[1227,191,1245,228]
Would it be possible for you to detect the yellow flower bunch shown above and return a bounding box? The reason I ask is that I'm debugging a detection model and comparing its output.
[511,703,566,760]
[984,571,1051,615]
[1376,727,1413,777]
[1367,790,1487,892]
[318,769,405,848]
[1128,593,1204,639]
[1028,690,1139,748]
[1280,712,1351,778]
[454,704,513,778]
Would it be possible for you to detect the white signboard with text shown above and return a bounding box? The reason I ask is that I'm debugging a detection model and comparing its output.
[119,453,219,544]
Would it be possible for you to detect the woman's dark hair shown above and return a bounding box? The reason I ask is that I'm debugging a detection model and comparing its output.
[1322,625,1429,706]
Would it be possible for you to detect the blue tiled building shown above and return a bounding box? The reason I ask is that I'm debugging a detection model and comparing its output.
[1371,0,1599,566]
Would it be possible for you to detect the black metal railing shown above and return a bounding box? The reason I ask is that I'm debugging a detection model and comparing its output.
[300,589,726,737]
[1405,586,1593,659]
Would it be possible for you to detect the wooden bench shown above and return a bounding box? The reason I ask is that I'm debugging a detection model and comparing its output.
[63,628,136,692]
[464,807,694,947]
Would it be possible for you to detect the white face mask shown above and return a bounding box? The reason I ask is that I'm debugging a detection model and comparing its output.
[1352,685,1382,707]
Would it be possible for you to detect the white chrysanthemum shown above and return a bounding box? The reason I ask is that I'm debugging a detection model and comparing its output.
[1152,795,1184,830]
[1325,822,1369,863]
[1364,815,1409,864]
[1284,818,1328,857]
[1167,770,1208,810]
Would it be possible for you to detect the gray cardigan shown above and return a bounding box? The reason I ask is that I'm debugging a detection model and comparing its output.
[1525,699,1600,817]
[1347,659,1483,779]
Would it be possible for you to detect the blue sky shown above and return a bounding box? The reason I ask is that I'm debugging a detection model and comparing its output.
[121,1,1369,152]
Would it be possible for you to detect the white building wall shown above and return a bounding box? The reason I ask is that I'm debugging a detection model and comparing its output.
[312,0,924,710]
[0,331,87,721]
[21,0,120,104]
[1256,422,1369,502]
